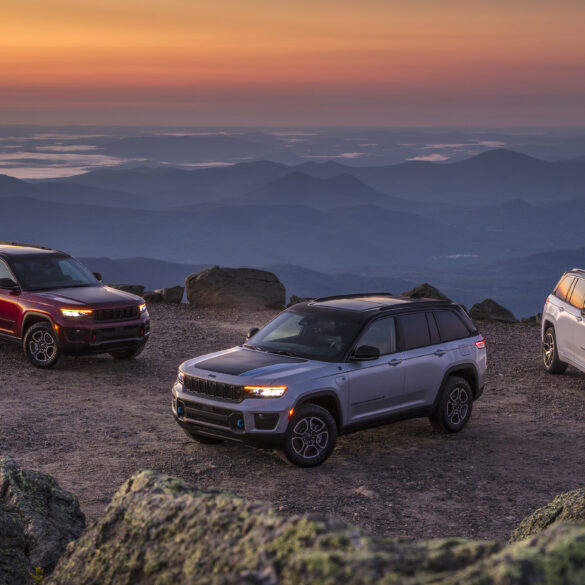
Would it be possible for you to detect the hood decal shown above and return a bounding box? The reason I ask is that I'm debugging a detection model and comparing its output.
[196,348,306,376]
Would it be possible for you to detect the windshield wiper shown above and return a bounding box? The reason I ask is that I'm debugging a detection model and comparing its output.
[243,343,263,351]
[268,349,304,358]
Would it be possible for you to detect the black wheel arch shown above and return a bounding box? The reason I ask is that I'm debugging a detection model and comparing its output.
[436,364,479,403]
[20,311,56,339]
[294,391,343,432]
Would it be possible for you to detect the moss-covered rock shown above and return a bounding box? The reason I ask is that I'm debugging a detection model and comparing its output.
[0,456,85,585]
[48,470,499,585]
[510,488,585,543]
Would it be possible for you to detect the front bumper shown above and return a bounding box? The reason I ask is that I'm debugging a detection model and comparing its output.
[171,381,289,446]
[57,315,150,355]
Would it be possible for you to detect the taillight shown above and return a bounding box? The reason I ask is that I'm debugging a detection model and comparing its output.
[475,339,486,349]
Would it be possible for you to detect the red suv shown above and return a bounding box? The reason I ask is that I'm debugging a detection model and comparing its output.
[0,243,150,368]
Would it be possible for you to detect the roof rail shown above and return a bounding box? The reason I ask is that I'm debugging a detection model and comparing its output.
[313,292,395,303]
[0,242,55,251]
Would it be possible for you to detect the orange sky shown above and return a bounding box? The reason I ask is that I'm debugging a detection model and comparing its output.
[1,0,584,125]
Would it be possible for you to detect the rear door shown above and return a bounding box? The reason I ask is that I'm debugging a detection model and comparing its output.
[0,260,19,336]
[397,311,446,408]
[346,316,407,423]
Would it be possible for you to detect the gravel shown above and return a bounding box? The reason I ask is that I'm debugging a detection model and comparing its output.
[1,305,584,543]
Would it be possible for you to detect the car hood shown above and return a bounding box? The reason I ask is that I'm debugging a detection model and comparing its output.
[183,347,336,385]
[34,285,142,307]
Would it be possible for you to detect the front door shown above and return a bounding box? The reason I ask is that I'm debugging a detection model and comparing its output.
[346,316,407,423]
[0,260,19,336]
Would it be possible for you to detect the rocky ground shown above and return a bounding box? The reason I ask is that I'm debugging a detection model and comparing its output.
[1,304,584,544]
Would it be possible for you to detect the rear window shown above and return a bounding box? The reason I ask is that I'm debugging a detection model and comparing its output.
[554,275,575,302]
[569,277,585,309]
[398,312,431,350]
[433,310,471,342]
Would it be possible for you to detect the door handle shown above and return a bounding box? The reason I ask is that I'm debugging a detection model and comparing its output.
[559,307,565,312]
[388,359,402,367]
[434,349,447,357]
[577,316,583,322]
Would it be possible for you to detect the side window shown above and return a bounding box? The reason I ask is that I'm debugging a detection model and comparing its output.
[554,275,575,302]
[434,310,470,342]
[0,261,12,281]
[357,317,397,355]
[569,278,585,310]
[398,312,431,350]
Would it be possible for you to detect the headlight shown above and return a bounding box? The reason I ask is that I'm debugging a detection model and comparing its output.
[139,303,147,313]
[60,308,93,318]
[244,385,287,398]
[177,371,185,384]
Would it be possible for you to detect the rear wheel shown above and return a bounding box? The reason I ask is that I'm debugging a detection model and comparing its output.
[542,327,568,374]
[283,404,337,467]
[182,428,223,444]
[109,342,146,360]
[23,322,61,368]
[430,376,472,433]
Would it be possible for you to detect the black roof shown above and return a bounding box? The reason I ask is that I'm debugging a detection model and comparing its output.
[292,293,454,317]
[0,243,64,257]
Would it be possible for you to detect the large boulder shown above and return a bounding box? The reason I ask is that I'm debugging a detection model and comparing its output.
[185,266,285,309]
[107,284,145,296]
[469,299,517,323]
[510,487,585,542]
[401,283,450,301]
[0,457,85,585]
[286,294,314,307]
[48,470,499,585]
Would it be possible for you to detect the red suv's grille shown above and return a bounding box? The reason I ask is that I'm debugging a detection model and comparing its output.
[93,306,140,322]
[183,375,243,402]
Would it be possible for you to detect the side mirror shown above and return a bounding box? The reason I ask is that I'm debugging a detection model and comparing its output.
[0,277,19,291]
[350,345,380,361]
[92,272,103,282]
[247,327,259,340]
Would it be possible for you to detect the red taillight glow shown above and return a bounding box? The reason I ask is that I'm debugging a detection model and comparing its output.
[475,339,486,349]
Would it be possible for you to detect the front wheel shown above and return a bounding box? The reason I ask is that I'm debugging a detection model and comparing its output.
[542,327,568,374]
[23,322,62,368]
[430,376,472,433]
[283,404,337,467]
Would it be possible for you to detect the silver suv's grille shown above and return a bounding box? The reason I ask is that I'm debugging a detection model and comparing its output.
[183,375,243,402]
[94,306,140,322]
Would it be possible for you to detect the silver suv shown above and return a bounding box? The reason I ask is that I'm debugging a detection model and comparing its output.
[172,294,487,466]
[542,269,585,375]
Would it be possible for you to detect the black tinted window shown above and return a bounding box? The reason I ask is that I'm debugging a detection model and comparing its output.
[434,310,470,342]
[358,317,397,355]
[399,313,431,350]
[569,278,585,309]
[554,275,575,302]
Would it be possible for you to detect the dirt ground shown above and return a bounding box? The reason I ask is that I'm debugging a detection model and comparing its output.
[1,304,585,544]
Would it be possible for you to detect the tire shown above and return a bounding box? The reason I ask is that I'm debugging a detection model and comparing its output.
[430,376,473,433]
[542,327,568,374]
[283,404,337,467]
[109,342,146,360]
[23,322,62,369]
[182,428,223,444]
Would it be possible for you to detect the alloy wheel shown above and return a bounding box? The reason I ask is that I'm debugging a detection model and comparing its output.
[446,386,469,426]
[28,330,57,365]
[290,415,329,460]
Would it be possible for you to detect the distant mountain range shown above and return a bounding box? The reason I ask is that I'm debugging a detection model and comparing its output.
[2,147,585,314]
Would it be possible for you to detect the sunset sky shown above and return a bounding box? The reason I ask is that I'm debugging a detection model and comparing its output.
[1,0,584,126]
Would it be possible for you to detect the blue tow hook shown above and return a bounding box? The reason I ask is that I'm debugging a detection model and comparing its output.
[177,403,185,417]
[236,417,245,429]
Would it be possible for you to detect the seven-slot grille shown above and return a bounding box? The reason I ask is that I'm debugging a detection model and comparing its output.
[183,374,243,402]
[94,306,140,322]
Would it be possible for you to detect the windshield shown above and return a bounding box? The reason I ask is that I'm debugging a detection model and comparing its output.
[9,255,99,291]
[245,309,364,362]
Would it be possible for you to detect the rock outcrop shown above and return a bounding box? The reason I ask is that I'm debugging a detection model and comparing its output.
[286,294,314,307]
[142,290,163,303]
[48,469,585,585]
[154,285,184,304]
[0,457,85,585]
[469,298,517,323]
[185,266,285,309]
[510,487,585,542]
[401,283,450,301]
[107,284,145,296]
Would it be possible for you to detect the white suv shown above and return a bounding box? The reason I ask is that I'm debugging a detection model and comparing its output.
[542,269,585,374]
